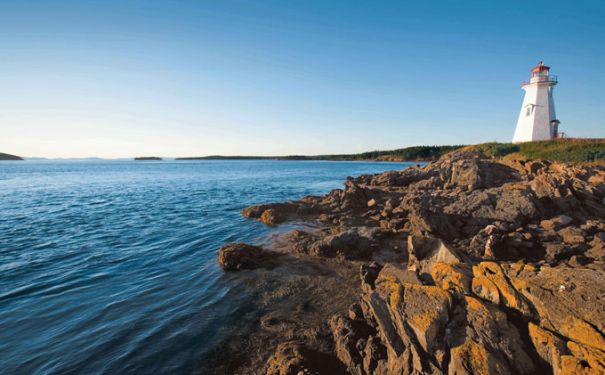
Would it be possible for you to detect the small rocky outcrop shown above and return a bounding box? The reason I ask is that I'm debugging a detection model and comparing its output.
[217,243,280,271]
[219,149,605,374]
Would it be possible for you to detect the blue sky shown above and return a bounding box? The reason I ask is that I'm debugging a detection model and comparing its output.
[1,0,604,158]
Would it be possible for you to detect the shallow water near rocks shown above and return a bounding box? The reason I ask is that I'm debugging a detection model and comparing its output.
[0,159,410,374]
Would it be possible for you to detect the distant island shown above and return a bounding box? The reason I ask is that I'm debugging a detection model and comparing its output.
[175,139,605,163]
[0,152,23,161]
[135,156,162,161]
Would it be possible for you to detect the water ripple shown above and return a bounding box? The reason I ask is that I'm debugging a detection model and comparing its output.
[0,159,410,374]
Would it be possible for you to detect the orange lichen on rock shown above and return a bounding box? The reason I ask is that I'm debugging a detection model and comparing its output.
[448,340,511,375]
[471,261,533,317]
[528,322,566,375]
[401,284,452,353]
[561,317,605,352]
[563,341,605,374]
[430,262,471,295]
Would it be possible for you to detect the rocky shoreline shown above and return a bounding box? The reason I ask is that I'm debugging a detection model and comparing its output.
[215,149,605,374]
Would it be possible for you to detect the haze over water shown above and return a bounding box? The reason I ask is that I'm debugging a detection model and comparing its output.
[0,159,410,374]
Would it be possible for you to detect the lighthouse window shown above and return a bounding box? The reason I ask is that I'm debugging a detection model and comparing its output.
[526,107,531,116]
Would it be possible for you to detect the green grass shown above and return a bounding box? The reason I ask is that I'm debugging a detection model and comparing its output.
[465,139,605,163]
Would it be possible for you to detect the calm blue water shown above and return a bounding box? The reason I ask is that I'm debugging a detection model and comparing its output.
[0,159,410,374]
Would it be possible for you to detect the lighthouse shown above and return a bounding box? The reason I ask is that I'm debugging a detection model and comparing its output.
[512,62,560,143]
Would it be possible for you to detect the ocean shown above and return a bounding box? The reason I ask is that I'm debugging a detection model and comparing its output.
[0,159,411,374]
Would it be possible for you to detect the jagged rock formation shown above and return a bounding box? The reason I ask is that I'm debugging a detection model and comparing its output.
[220,149,605,374]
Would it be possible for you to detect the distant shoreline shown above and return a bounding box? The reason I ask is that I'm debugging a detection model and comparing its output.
[5,139,605,163]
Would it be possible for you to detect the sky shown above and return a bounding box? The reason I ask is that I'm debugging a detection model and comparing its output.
[1,0,604,158]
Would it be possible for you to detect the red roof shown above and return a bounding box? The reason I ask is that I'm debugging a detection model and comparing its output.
[531,61,550,73]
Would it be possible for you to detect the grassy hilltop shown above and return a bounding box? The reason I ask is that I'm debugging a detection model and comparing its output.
[465,138,605,163]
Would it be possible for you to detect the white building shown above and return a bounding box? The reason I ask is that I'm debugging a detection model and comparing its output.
[512,62,560,143]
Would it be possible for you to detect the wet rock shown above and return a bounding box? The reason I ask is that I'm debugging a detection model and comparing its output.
[217,243,279,271]
[260,209,285,225]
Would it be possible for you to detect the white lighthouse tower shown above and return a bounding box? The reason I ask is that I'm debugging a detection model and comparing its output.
[512,61,560,143]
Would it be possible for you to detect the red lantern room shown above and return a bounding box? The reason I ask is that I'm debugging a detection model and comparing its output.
[531,61,550,77]
[526,61,557,85]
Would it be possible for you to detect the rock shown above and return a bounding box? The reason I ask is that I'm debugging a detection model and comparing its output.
[374,263,422,288]
[568,254,592,267]
[242,202,297,223]
[586,236,605,261]
[362,277,451,374]
[562,340,605,374]
[451,296,537,374]
[545,243,573,261]
[471,261,534,318]
[528,322,567,375]
[217,243,278,271]
[505,265,605,352]
[309,227,378,260]
[289,230,319,254]
[541,214,573,230]
[407,235,461,275]
[401,284,452,354]
[360,262,383,293]
[559,226,585,245]
[265,342,347,375]
[448,339,512,375]
[329,314,384,375]
[367,198,377,208]
[430,262,472,295]
[260,209,285,225]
